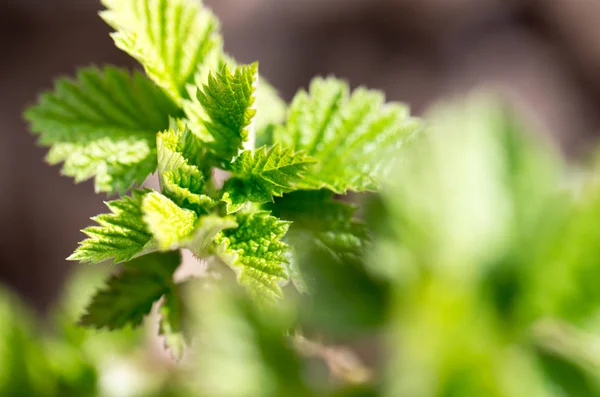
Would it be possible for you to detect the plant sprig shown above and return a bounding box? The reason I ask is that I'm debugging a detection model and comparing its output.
[25,0,421,358]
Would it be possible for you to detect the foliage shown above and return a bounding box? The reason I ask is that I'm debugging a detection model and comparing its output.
[26,0,417,333]
[21,0,600,395]
[25,67,180,194]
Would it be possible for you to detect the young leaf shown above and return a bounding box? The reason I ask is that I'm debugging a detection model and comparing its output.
[186,215,238,257]
[185,58,287,150]
[25,67,179,194]
[269,190,382,331]
[142,191,198,251]
[221,145,316,213]
[157,123,215,214]
[100,0,222,103]
[214,212,290,303]
[158,119,206,171]
[142,191,237,255]
[80,251,181,330]
[192,63,259,162]
[274,78,422,193]
[69,189,153,264]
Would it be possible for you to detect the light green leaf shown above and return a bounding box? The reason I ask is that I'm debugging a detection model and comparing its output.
[158,119,205,170]
[100,0,222,103]
[69,189,153,264]
[162,168,215,212]
[192,63,259,162]
[142,191,198,251]
[274,78,422,193]
[186,214,238,257]
[221,145,316,213]
[79,251,181,330]
[214,212,290,303]
[25,66,179,194]
[142,191,236,255]
[159,285,187,361]
[157,122,215,214]
[185,57,287,149]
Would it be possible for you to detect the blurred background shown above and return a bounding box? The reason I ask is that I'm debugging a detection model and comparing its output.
[2,0,600,312]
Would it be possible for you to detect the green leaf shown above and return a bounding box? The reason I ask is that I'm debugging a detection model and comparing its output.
[270,190,370,262]
[158,119,205,170]
[69,189,153,264]
[186,214,238,257]
[221,145,316,213]
[274,78,421,193]
[142,191,198,251]
[270,191,385,335]
[185,56,286,150]
[100,0,222,103]
[192,63,259,162]
[142,191,237,255]
[79,251,181,330]
[214,211,290,303]
[269,189,370,293]
[25,66,179,194]
[159,285,187,361]
[157,121,215,214]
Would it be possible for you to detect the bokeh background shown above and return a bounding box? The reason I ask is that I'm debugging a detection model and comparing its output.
[2,0,600,312]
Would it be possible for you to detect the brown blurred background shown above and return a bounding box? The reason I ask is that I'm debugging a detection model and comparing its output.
[2,0,600,312]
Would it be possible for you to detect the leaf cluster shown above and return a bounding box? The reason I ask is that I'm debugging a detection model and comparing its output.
[25,0,420,361]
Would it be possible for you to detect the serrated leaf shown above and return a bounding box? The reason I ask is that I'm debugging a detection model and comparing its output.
[271,190,369,261]
[274,78,422,193]
[157,122,215,214]
[221,145,316,213]
[69,189,153,264]
[101,0,222,103]
[142,191,198,251]
[25,66,179,194]
[270,192,386,336]
[159,285,187,361]
[192,63,259,162]
[185,57,286,151]
[214,212,290,303]
[142,191,236,255]
[209,54,286,143]
[186,214,238,257]
[80,251,181,330]
[158,119,206,170]
[269,190,370,296]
